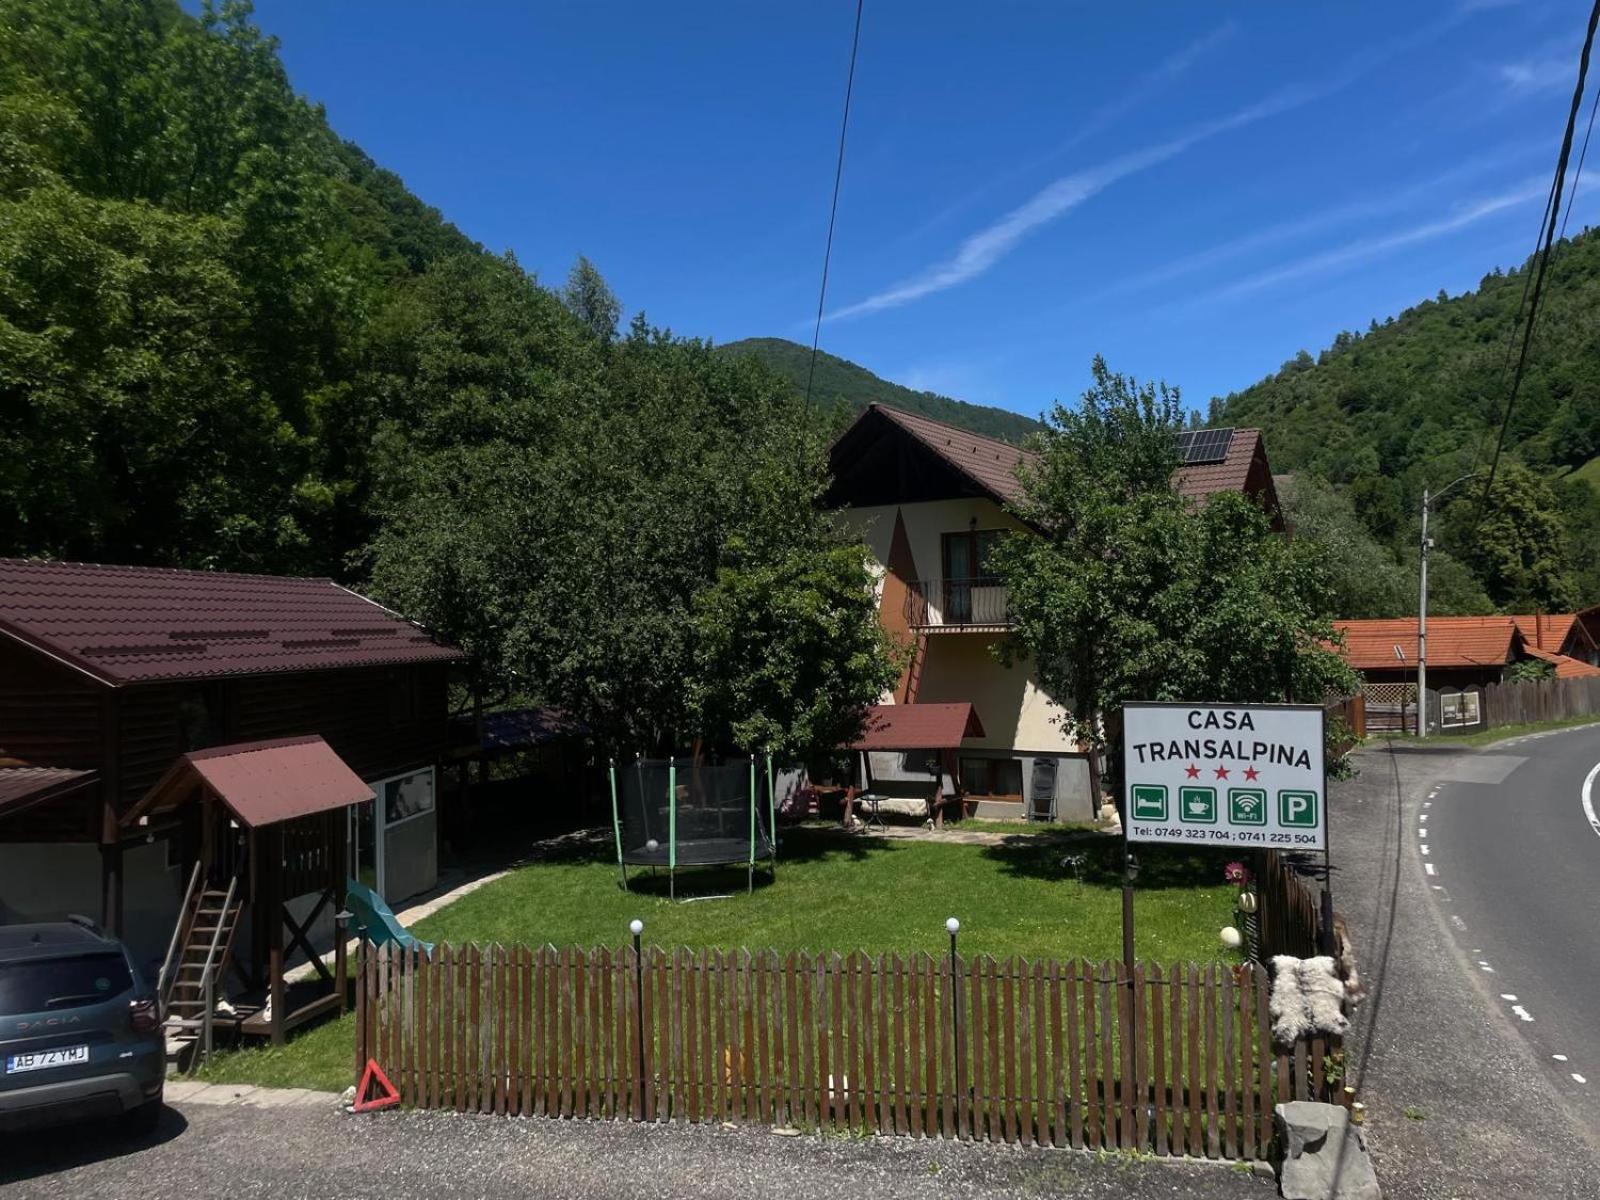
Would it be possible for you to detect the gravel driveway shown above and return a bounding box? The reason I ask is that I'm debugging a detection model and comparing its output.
[0,1091,1278,1200]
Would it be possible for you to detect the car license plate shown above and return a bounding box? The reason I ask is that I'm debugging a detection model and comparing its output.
[5,1045,89,1074]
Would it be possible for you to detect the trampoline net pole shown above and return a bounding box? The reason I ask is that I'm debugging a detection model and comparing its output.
[749,754,756,868]
[609,758,626,889]
[668,759,677,873]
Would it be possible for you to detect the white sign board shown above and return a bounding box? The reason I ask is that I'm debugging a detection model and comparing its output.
[1122,702,1325,851]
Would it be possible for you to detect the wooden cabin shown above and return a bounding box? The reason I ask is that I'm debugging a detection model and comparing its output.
[0,558,467,1041]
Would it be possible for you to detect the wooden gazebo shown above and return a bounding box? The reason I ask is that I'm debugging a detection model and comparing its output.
[124,735,372,1045]
[843,702,985,828]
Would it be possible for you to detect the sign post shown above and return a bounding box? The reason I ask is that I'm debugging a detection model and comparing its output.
[1121,701,1328,959]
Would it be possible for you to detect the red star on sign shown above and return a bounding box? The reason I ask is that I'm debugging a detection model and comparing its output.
[1185,763,1201,779]
[1243,765,1259,782]
[1214,765,1230,780]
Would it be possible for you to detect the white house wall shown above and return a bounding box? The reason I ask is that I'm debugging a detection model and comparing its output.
[842,497,1029,584]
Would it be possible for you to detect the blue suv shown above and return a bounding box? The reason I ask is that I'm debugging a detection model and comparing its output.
[0,919,165,1134]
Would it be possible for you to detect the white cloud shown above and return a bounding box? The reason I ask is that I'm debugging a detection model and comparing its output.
[824,10,1482,323]
[1201,178,1547,302]
[884,22,1236,254]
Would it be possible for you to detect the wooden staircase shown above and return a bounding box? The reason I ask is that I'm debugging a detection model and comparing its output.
[159,865,242,1070]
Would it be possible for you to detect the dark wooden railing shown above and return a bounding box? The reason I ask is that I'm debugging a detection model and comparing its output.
[903,578,1012,629]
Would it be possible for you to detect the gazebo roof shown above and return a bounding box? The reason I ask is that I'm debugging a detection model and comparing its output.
[846,703,985,751]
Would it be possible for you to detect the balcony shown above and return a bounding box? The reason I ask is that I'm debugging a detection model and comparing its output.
[903,577,1012,630]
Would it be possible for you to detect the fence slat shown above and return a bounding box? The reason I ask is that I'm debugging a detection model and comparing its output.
[756,950,771,1126]
[1205,963,1220,1158]
[1150,961,1167,1157]
[1239,966,1255,1161]
[1118,961,1134,1150]
[938,953,954,1140]
[1036,966,1049,1152]
[1221,965,1236,1160]
[1186,963,1202,1153]
[811,954,826,1128]
[1002,957,1019,1144]
[1133,963,1148,1154]
[1257,967,1274,1153]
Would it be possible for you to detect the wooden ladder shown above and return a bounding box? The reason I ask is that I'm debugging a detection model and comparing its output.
[161,871,242,1071]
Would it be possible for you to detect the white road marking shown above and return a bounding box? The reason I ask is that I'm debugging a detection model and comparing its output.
[1502,993,1519,1001]
[1451,915,1467,929]
[1425,862,1437,875]
[1574,1074,1588,1084]
[1583,761,1600,839]
[1480,964,1496,973]
[1554,1054,1568,1062]
[1421,844,1430,856]
[1512,1005,1534,1022]
[1420,813,1429,822]
[1419,827,1428,838]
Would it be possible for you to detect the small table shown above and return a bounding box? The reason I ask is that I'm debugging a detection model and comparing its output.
[856,791,887,830]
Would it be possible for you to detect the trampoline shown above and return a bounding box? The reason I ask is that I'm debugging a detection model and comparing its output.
[610,755,777,898]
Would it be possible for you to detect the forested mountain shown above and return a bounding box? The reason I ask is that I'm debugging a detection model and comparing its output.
[721,337,1043,443]
[0,0,894,754]
[1214,229,1600,615]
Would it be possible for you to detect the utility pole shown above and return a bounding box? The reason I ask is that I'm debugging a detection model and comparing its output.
[1418,473,1478,739]
[1418,487,1431,739]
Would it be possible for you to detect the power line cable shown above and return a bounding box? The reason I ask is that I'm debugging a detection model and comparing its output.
[1558,75,1600,242]
[804,0,865,409]
[1473,0,1600,529]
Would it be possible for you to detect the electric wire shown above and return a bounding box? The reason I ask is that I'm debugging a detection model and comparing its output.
[804,0,865,409]
[1473,0,1600,529]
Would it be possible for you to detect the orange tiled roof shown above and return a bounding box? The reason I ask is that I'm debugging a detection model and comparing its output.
[1332,617,1521,670]
[1522,645,1600,678]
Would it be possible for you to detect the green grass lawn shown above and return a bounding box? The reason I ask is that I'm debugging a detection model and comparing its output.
[1378,714,1600,749]
[192,826,1243,1092]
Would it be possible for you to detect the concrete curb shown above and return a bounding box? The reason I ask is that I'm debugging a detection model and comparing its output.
[166,1080,341,1109]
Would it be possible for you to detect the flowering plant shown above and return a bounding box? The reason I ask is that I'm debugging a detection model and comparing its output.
[1223,861,1252,887]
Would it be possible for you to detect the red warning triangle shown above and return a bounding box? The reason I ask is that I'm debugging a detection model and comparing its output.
[353,1057,400,1112]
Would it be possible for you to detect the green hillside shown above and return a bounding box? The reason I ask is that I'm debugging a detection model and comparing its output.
[1214,228,1600,613]
[721,337,1043,443]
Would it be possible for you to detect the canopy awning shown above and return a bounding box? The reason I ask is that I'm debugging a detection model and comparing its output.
[846,703,985,751]
[126,735,374,830]
[0,765,98,822]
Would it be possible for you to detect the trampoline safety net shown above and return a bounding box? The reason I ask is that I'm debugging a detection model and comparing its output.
[612,757,776,879]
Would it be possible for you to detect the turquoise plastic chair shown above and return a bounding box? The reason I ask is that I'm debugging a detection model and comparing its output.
[345,878,434,955]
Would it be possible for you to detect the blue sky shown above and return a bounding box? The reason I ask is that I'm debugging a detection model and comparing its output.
[242,0,1592,417]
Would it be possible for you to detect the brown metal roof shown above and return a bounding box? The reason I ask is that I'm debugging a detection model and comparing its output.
[846,703,985,750]
[0,766,97,821]
[137,735,375,829]
[0,558,465,685]
[836,404,1269,510]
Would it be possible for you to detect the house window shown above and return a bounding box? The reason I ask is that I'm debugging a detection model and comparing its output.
[941,530,1006,623]
[381,768,435,827]
[961,756,1023,798]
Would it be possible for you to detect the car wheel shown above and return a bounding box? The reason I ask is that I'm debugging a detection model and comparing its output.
[121,1097,163,1137]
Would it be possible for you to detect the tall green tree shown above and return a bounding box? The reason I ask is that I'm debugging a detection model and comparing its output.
[560,255,621,344]
[996,359,1357,806]
[1439,464,1574,611]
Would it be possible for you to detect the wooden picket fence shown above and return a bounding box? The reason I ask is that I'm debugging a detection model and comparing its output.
[1482,674,1600,728]
[1257,849,1323,961]
[355,943,1337,1160]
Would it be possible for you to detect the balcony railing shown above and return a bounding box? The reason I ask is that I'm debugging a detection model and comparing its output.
[903,577,1012,629]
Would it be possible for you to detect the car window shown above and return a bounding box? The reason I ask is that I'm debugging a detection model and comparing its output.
[0,952,133,1015]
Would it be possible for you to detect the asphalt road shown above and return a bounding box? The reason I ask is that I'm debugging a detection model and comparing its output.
[0,1098,1276,1200]
[1332,731,1600,1199]
[1423,726,1600,1127]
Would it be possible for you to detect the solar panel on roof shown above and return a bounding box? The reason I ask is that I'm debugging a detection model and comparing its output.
[1175,427,1235,465]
